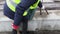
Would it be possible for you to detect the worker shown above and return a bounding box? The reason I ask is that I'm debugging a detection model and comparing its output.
[4,0,42,34]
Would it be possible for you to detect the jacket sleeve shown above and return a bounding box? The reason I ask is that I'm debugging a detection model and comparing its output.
[13,3,29,25]
[38,1,42,8]
[13,0,37,25]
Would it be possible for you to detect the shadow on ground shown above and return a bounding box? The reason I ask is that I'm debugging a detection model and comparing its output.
[1,30,60,34]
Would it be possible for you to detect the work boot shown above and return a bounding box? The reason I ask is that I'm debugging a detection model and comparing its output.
[12,29,17,34]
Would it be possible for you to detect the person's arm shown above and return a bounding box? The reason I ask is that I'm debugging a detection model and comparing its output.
[13,0,38,26]
[38,1,42,8]
[38,1,43,15]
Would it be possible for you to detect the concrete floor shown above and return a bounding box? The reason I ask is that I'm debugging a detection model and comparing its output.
[1,10,60,31]
[1,0,60,34]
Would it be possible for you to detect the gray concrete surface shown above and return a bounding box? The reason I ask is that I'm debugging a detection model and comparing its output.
[1,10,60,31]
[1,0,60,34]
[1,1,60,31]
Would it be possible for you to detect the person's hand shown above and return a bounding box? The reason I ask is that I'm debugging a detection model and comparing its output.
[41,5,45,9]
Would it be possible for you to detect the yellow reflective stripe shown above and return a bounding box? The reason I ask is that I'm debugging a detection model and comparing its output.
[6,0,15,12]
[12,0,20,4]
[23,11,28,16]
[30,0,40,9]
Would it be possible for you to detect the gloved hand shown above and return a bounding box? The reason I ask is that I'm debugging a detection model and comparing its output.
[38,1,43,8]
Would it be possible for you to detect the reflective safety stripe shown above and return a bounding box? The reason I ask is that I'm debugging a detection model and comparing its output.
[23,11,28,16]
[12,0,20,4]
[30,0,40,9]
[6,0,28,16]
[6,0,20,12]
[10,0,17,7]
[6,0,15,12]
[23,8,30,16]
